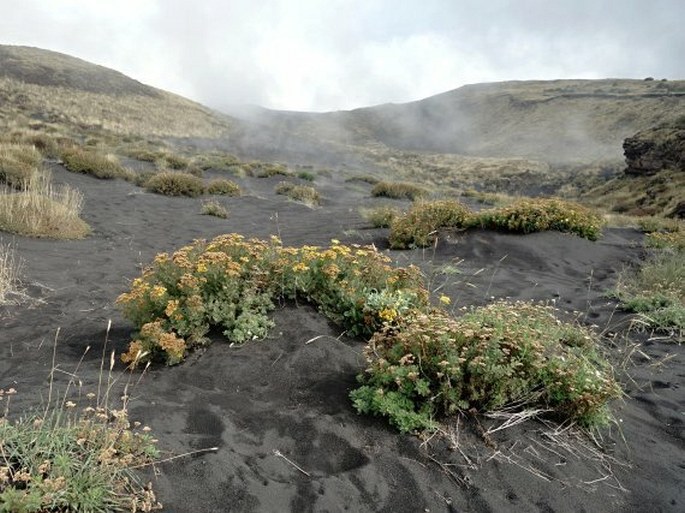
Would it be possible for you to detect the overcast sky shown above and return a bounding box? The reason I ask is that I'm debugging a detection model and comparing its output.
[2,0,683,112]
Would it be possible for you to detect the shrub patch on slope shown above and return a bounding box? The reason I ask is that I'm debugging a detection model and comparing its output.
[118,234,620,431]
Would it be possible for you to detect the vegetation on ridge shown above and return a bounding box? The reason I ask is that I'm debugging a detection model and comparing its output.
[612,220,685,337]
[117,235,620,431]
[386,198,603,249]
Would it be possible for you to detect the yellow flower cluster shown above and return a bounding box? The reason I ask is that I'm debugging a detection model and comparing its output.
[378,308,398,322]
[150,285,167,300]
[292,262,308,273]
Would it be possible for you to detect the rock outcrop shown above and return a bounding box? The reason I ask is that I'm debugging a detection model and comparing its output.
[623,126,685,176]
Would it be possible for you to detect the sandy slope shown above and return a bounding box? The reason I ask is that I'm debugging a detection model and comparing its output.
[1,165,682,513]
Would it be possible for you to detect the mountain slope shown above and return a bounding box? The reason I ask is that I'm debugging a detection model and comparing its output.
[238,79,685,163]
[0,45,234,139]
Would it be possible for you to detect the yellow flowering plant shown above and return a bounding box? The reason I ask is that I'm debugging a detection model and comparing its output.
[118,233,620,436]
[351,301,620,432]
[117,235,428,365]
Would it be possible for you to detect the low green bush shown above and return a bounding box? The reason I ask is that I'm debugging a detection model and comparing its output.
[160,153,189,170]
[201,200,229,218]
[61,148,128,179]
[638,218,685,251]
[346,175,379,185]
[191,153,241,171]
[130,170,158,187]
[371,181,428,200]
[144,172,205,197]
[206,179,241,196]
[637,216,682,234]
[125,147,165,163]
[613,249,684,336]
[275,181,320,206]
[362,205,401,228]
[243,162,290,178]
[475,198,603,240]
[388,200,472,249]
[297,171,315,181]
[345,175,380,185]
[351,301,620,432]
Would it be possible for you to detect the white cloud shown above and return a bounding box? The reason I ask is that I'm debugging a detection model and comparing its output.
[1,0,683,111]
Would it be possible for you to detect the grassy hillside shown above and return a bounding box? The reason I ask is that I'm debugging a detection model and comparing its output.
[241,79,685,163]
[0,45,233,140]
[1,45,682,209]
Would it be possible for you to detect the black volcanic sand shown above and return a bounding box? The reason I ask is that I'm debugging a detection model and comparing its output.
[1,165,683,513]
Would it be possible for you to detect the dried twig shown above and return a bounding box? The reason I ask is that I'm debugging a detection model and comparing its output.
[273,449,310,477]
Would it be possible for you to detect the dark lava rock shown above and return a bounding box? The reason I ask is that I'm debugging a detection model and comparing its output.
[623,126,685,176]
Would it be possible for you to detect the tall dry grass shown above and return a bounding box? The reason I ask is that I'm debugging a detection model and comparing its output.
[0,143,43,188]
[0,239,23,303]
[0,169,90,239]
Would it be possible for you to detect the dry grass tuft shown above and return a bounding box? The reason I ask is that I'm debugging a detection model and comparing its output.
[371,181,428,200]
[0,240,23,304]
[201,200,229,219]
[0,171,90,239]
[60,147,130,180]
[144,171,205,197]
[206,179,241,196]
[275,181,320,206]
[360,205,402,228]
[0,143,43,189]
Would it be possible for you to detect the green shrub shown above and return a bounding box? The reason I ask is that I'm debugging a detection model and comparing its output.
[371,181,428,200]
[639,218,684,251]
[351,301,620,432]
[275,181,320,206]
[160,153,189,170]
[191,153,241,171]
[638,216,682,234]
[117,235,426,366]
[126,148,190,170]
[201,200,229,219]
[613,249,685,335]
[130,170,158,187]
[389,200,472,249]
[125,148,165,163]
[243,162,290,178]
[145,172,205,197]
[297,171,315,181]
[645,231,685,251]
[61,147,128,179]
[361,205,401,228]
[475,198,603,240]
[346,175,379,185]
[206,179,241,196]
